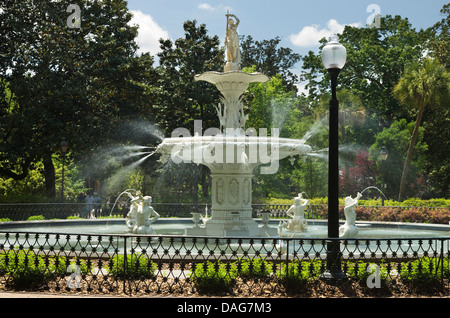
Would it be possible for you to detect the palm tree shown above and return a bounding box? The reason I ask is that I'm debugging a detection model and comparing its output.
[393,58,450,201]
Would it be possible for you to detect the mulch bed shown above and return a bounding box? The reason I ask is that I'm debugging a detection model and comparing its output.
[1,275,448,298]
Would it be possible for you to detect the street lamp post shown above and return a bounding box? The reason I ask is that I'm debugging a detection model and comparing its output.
[379,147,389,206]
[321,34,347,281]
[60,138,68,203]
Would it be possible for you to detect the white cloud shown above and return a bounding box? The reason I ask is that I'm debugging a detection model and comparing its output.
[198,3,232,12]
[289,19,361,48]
[129,10,170,55]
[295,82,308,96]
[198,3,215,11]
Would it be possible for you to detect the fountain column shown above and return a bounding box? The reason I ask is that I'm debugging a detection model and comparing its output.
[206,171,255,235]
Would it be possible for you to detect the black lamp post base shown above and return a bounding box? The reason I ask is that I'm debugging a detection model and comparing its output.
[320,270,348,284]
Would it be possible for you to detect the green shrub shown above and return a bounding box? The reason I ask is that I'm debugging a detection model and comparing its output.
[236,258,273,279]
[0,218,12,222]
[345,260,389,285]
[192,261,237,294]
[400,257,450,284]
[0,250,77,289]
[266,197,450,208]
[0,249,93,290]
[98,215,122,219]
[278,260,322,293]
[27,215,45,221]
[109,253,156,278]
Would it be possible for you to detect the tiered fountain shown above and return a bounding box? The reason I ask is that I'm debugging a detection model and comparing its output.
[156,13,311,236]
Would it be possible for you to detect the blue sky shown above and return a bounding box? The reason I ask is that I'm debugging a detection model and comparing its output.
[126,0,447,54]
[125,0,447,92]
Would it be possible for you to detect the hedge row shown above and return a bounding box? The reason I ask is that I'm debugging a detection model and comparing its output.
[266,197,450,208]
[306,205,450,224]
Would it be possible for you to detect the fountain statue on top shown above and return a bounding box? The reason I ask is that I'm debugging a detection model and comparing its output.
[125,191,160,234]
[279,193,309,236]
[339,192,362,238]
[224,11,241,72]
[156,12,312,236]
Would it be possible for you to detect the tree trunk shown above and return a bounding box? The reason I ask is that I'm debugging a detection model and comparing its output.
[43,151,56,198]
[193,164,199,210]
[201,166,210,197]
[398,102,426,201]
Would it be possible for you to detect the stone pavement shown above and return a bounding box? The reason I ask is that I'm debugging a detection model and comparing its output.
[0,291,125,298]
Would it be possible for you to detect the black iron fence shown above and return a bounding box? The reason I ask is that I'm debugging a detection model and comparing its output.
[0,203,315,220]
[2,202,446,221]
[0,231,448,296]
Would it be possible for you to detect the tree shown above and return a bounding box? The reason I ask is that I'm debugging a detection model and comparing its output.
[0,0,156,198]
[428,4,450,69]
[155,20,224,206]
[339,149,377,197]
[369,119,428,199]
[156,20,224,133]
[301,15,430,122]
[420,4,450,198]
[393,58,449,201]
[240,35,301,92]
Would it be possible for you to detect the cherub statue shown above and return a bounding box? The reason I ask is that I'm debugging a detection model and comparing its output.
[125,191,160,234]
[125,190,141,231]
[133,195,160,234]
[339,192,362,238]
[280,193,308,233]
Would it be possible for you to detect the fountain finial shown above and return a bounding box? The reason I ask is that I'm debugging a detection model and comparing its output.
[224,11,241,72]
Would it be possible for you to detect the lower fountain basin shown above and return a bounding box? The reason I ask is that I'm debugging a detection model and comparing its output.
[1,218,449,238]
[1,219,448,260]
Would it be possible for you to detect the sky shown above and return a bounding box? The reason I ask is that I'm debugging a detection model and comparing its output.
[125,0,448,92]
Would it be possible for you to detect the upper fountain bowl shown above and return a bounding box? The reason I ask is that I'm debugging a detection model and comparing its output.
[156,134,312,173]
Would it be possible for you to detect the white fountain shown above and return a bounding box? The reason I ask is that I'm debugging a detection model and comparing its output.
[156,13,311,236]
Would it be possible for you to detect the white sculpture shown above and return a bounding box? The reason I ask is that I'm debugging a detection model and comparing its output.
[224,11,241,71]
[125,192,160,234]
[339,192,362,238]
[214,103,227,133]
[157,13,312,237]
[280,193,308,233]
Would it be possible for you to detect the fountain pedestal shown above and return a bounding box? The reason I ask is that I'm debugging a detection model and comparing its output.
[185,168,277,237]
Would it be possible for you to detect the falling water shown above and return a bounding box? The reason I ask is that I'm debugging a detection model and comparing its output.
[299,191,309,198]
[302,118,327,142]
[153,158,176,200]
[360,186,388,201]
[114,150,154,162]
[305,148,328,160]
[119,119,165,142]
[270,99,290,134]
[106,188,139,226]
[103,151,156,194]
